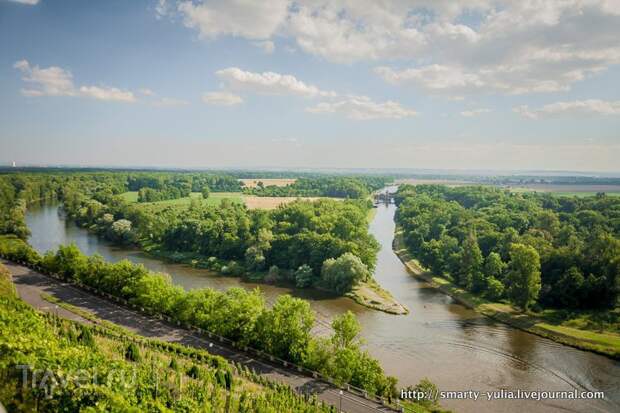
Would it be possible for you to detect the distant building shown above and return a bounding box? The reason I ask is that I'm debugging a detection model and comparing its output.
[12,161,16,167]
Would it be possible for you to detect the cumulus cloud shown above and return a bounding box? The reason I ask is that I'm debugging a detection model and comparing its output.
[461,108,491,117]
[215,67,337,98]
[178,0,288,40]
[14,60,136,102]
[79,86,136,102]
[173,1,620,96]
[202,91,244,106]
[306,95,417,120]
[514,100,620,119]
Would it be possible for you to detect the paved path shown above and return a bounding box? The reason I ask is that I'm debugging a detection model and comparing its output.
[3,259,399,413]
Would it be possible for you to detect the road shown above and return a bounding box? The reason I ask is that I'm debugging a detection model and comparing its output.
[3,259,399,413]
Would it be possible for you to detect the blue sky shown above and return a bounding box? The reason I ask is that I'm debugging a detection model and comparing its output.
[1,0,619,171]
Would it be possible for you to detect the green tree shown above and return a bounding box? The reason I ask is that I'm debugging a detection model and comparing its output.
[254,295,314,363]
[294,264,314,288]
[507,243,541,310]
[320,253,370,294]
[331,311,361,349]
[201,185,210,199]
[484,252,507,280]
[459,232,483,291]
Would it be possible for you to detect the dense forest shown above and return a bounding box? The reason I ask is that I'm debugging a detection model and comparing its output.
[395,185,620,311]
[244,176,388,198]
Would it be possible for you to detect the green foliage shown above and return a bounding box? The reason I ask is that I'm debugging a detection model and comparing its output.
[125,342,141,362]
[294,264,314,288]
[321,253,371,294]
[245,176,388,198]
[507,243,541,310]
[0,282,333,412]
[2,240,395,397]
[396,184,620,310]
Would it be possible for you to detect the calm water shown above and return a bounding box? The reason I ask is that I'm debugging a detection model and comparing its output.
[26,202,620,413]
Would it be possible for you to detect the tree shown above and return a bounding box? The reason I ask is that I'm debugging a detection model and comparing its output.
[201,185,210,199]
[320,253,370,294]
[459,232,483,291]
[254,295,314,363]
[484,252,507,280]
[294,264,314,288]
[331,311,361,349]
[507,243,541,310]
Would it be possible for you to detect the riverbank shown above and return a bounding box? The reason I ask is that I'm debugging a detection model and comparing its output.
[393,228,620,359]
[143,244,408,315]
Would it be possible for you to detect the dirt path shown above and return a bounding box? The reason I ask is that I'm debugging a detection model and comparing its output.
[3,259,398,413]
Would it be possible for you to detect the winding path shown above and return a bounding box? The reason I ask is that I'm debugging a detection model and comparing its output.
[2,259,400,413]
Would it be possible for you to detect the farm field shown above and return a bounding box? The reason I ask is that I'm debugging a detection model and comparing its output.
[508,184,620,196]
[119,191,329,210]
[239,178,296,188]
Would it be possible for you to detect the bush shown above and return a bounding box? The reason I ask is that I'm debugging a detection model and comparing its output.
[125,342,141,362]
[485,277,505,301]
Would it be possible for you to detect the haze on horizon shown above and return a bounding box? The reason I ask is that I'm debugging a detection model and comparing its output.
[1,0,619,172]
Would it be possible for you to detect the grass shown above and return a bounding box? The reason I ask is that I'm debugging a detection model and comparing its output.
[120,191,330,210]
[393,228,620,359]
[239,178,296,188]
[0,263,15,298]
[347,278,409,315]
[40,292,140,337]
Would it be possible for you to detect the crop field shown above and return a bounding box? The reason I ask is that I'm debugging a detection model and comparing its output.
[239,178,297,188]
[119,191,329,210]
[509,184,620,196]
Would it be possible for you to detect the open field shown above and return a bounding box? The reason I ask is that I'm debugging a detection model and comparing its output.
[120,191,332,210]
[395,178,477,186]
[239,178,296,188]
[509,185,620,196]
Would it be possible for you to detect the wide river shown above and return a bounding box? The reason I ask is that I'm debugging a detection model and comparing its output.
[26,201,620,413]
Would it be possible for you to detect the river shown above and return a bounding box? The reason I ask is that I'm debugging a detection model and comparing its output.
[26,201,620,413]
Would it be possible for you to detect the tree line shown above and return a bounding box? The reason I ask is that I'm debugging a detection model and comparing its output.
[395,185,619,310]
[244,176,388,199]
[0,262,338,412]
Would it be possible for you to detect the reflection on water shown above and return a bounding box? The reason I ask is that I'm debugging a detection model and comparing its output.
[26,201,620,413]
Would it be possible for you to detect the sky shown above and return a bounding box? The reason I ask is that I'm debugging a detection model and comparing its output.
[1,0,619,172]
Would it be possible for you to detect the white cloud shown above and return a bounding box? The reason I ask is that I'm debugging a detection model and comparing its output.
[461,108,491,117]
[306,95,417,120]
[514,100,620,119]
[215,67,336,98]
[178,0,288,40]
[14,60,136,102]
[202,91,244,106]
[139,88,155,96]
[14,60,76,97]
[8,0,39,5]
[79,86,136,102]
[174,1,620,96]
